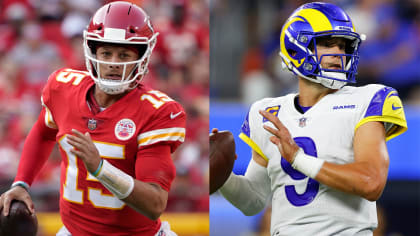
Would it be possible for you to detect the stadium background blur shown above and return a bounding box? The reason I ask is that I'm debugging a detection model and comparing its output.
[0,0,209,235]
[210,0,420,235]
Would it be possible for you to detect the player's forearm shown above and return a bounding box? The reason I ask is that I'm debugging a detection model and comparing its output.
[123,181,168,220]
[91,159,168,220]
[220,174,268,216]
[219,159,271,216]
[15,115,57,186]
[315,161,388,201]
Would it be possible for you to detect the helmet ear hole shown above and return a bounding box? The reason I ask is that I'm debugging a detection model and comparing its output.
[137,44,148,59]
[287,49,297,57]
[345,39,356,54]
[308,41,315,52]
[87,41,98,54]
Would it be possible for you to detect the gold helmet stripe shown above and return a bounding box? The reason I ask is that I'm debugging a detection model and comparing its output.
[295,8,333,32]
[280,8,334,68]
[280,17,305,67]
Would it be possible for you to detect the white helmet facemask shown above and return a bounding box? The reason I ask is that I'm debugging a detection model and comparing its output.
[83,31,158,95]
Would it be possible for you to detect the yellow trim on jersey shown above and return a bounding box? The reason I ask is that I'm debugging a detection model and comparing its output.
[355,116,407,141]
[382,91,405,119]
[86,172,100,182]
[239,133,269,162]
[41,96,58,129]
[44,107,57,129]
[137,127,186,147]
[355,91,407,141]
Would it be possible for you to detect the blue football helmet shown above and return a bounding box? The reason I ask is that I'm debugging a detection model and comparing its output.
[279,2,365,89]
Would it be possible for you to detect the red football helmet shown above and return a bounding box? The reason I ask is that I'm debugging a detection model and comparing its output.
[83,1,158,94]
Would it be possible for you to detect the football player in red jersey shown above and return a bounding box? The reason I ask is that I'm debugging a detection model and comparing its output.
[0,2,186,235]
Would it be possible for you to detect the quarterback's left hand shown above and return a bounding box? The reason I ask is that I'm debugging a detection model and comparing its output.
[67,129,101,174]
[259,110,299,164]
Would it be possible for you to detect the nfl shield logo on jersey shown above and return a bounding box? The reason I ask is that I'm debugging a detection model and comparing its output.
[299,117,307,127]
[115,119,136,141]
[87,119,97,131]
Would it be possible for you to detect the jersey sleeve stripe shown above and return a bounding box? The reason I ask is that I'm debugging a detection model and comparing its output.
[138,127,186,139]
[357,86,407,141]
[239,132,269,161]
[137,128,186,147]
[355,116,407,141]
[41,97,57,129]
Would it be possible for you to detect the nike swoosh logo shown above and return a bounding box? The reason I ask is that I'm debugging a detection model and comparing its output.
[170,111,183,119]
[392,104,402,110]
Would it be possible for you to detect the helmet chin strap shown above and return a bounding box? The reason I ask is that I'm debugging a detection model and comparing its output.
[316,71,347,89]
[97,80,130,95]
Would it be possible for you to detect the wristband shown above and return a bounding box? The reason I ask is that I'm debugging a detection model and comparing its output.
[291,148,325,179]
[91,159,104,177]
[11,181,30,192]
[95,160,135,199]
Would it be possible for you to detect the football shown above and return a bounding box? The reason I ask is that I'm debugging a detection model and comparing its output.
[0,200,37,236]
[210,130,236,194]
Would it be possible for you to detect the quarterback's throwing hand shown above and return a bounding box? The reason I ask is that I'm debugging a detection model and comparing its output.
[67,129,101,174]
[259,110,299,163]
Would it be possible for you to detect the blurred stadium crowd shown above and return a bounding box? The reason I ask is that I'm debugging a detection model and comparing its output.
[210,0,420,105]
[0,0,209,214]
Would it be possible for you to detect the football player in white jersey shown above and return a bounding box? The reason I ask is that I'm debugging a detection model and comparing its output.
[213,2,407,235]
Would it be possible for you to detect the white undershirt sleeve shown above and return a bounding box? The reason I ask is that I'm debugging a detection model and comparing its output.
[219,159,271,216]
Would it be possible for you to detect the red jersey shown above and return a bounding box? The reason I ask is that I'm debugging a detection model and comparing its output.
[30,68,186,235]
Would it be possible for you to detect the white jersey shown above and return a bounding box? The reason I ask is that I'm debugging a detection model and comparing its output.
[239,84,407,236]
